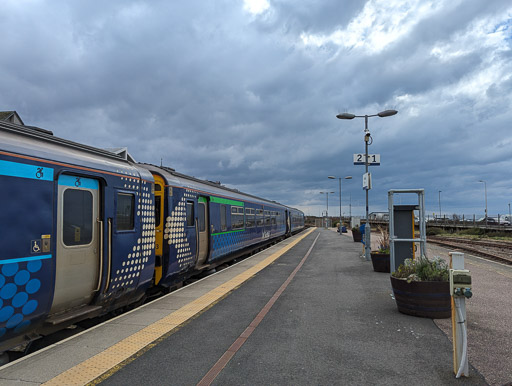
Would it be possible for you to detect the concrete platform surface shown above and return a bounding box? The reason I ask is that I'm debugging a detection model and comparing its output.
[0,228,508,385]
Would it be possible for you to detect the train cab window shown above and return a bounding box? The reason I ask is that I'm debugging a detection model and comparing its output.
[186,201,195,227]
[198,203,206,232]
[116,193,135,231]
[63,189,93,245]
[220,205,227,231]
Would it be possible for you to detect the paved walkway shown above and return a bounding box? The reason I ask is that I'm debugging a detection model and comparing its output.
[2,228,508,385]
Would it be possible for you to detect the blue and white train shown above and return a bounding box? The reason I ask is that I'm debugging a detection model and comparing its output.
[0,121,305,355]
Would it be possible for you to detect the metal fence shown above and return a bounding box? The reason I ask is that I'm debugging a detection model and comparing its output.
[426,214,511,227]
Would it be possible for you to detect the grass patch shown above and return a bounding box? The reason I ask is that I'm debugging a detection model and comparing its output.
[427,227,512,241]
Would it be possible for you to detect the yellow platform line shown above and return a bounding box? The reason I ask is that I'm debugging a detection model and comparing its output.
[43,228,316,386]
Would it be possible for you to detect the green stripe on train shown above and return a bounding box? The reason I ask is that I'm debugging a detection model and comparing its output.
[210,196,244,206]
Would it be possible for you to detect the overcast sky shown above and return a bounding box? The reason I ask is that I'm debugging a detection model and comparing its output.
[1,0,511,218]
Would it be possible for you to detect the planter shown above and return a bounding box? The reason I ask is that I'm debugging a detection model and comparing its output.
[390,276,451,319]
[370,252,390,273]
[352,231,362,242]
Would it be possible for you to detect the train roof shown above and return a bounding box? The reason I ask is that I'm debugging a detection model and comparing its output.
[140,163,290,209]
[1,120,304,214]
[0,120,132,163]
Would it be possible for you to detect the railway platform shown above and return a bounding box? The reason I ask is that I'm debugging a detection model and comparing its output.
[0,228,510,385]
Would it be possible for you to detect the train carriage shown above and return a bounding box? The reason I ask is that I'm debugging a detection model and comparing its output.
[139,164,290,289]
[0,120,304,356]
[0,122,156,352]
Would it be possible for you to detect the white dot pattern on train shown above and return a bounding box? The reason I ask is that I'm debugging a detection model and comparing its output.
[164,190,195,269]
[111,179,155,291]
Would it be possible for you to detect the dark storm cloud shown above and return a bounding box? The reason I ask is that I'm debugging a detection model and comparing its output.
[0,0,511,216]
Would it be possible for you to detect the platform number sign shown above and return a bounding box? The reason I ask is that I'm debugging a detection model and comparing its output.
[353,153,380,166]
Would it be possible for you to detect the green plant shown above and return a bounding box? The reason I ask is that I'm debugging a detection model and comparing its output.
[392,256,449,283]
[458,227,485,236]
[426,227,446,236]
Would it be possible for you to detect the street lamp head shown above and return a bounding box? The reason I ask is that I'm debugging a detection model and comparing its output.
[336,113,355,120]
[345,176,352,180]
[377,109,398,117]
[328,176,336,179]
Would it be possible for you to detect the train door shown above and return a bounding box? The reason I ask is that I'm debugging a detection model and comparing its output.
[196,197,209,267]
[51,174,100,314]
[153,174,165,285]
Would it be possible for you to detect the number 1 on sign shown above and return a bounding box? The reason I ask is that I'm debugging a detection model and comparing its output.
[353,154,380,165]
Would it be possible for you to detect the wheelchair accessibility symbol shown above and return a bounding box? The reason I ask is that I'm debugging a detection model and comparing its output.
[31,240,41,253]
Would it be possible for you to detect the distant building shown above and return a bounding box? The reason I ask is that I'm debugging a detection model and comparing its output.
[0,111,24,125]
[369,212,389,221]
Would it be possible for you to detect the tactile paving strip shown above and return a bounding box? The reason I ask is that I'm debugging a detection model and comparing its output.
[43,228,315,385]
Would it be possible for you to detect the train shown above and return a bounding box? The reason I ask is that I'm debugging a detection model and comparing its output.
[0,120,305,356]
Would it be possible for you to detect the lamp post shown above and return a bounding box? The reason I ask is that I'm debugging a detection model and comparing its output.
[349,192,352,220]
[478,180,487,225]
[328,175,352,234]
[336,109,397,261]
[320,191,335,228]
[438,190,442,221]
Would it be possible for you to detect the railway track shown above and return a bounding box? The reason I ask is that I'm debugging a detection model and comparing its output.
[428,236,512,265]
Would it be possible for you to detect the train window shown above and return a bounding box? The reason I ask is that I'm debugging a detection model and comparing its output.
[221,205,227,231]
[186,201,194,227]
[155,196,161,227]
[155,184,162,191]
[116,193,135,231]
[246,213,255,228]
[63,189,93,246]
[198,203,205,232]
[231,206,244,230]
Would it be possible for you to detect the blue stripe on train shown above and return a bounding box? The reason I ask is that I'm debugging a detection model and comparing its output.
[0,160,53,181]
[0,255,52,265]
[58,175,99,189]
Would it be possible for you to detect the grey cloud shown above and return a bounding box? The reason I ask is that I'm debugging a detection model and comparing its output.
[1,0,511,217]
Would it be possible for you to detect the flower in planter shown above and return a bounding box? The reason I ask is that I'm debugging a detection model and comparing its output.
[392,256,449,283]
